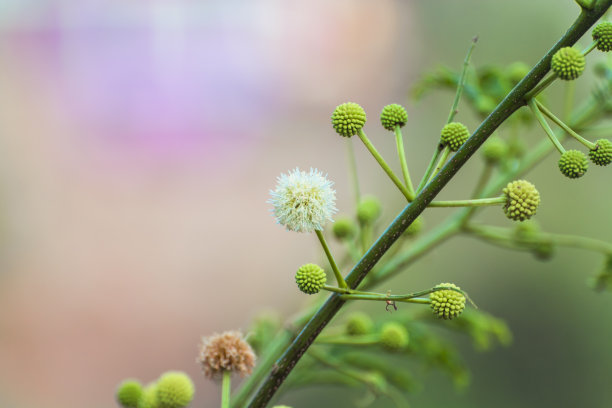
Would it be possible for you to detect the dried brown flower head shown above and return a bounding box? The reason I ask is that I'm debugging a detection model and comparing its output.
[197,331,256,378]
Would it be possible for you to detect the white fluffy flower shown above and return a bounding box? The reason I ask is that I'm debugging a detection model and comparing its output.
[269,168,337,233]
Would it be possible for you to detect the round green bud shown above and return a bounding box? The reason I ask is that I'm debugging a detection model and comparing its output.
[345,312,374,336]
[558,149,588,178]
[440,122,470,151]
[295,263,327,294]
[156,372,195,408]
[404,216,424,236]
[331,102,366,137]
[551,47,585,80]
[332,216,357,240]
[357,196,382,225]
[503,180,540,222]
[589,139,612,166]
[379,322,409,351]
[138,384,159,408]
[116,380,143,408]
[380,104,408,131]
[481,137,509,164]
[430,283,466,320]
[593,22,612,52]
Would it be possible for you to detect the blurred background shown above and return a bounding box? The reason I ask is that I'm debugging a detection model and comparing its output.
[1,1,611,407]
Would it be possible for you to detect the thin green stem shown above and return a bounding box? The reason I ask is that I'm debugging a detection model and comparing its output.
[429,146,451,182]
[528,98,566,154]
[535,99,596,149]
[315,334,380,346]
[428,196,505,208]
[222,371,231,408]
[525,73,558,99]
[465,223,612,255]
[345,139,361,207]
[416,146,443,193]
[395,126,415,196]
[447,36,478,124]
[583,40,598,55]
[323,284,463,300]
[357,129,414,201]
[316,230,347,289]
[339,294,430,304]
[246,6,612,406]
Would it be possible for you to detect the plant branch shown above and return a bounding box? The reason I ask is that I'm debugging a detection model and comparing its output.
[245,5,612,407]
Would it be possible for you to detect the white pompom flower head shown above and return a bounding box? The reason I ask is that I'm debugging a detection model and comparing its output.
[269,168,337,233]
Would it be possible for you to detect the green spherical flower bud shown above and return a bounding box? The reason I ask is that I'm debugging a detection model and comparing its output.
[357,196,382,225]
[404,216,424,236]
[593,22,612,52]
[379,322,409,351]
[430,283,466,320]
[440,122,470,151]
[116,380,143,408]
[332,216,357,240]
[503,180,540,222]
[138,384,159,408]
[331,102,367,137]
[345,312,374,336]
[156,372,195,408]
[551,47,585,80]
[481,137,509,164]
[295,263,327,294]
[558,149,588,178]
[589,139,612,166]
[380,104,408,131]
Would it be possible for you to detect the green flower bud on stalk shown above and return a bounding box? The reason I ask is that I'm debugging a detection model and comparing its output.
[345,312,374,336]
[357,196,382,225]
[331,102,367,137]
[295,264,327,294]
[558,150,588,178]
[430,283,466,320]
[503,180,540,221]
[332,216,357,240]
[551,47,585,80]
[440,122,470,151]
[379,322,409,351]
[156,372,195,408]
[589,139,612,166]
[380,104,408,130]
[116,380,143,408]
[137,384,159,408]
[593,22,612,52]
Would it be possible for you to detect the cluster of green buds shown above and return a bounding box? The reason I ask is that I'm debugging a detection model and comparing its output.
[525,22,612,179]
[116,372,195,408]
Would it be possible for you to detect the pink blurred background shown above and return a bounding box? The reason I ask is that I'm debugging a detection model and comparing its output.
[0,1,417,407]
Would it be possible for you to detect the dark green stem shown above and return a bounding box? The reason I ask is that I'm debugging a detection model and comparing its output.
[245,6,612,407]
